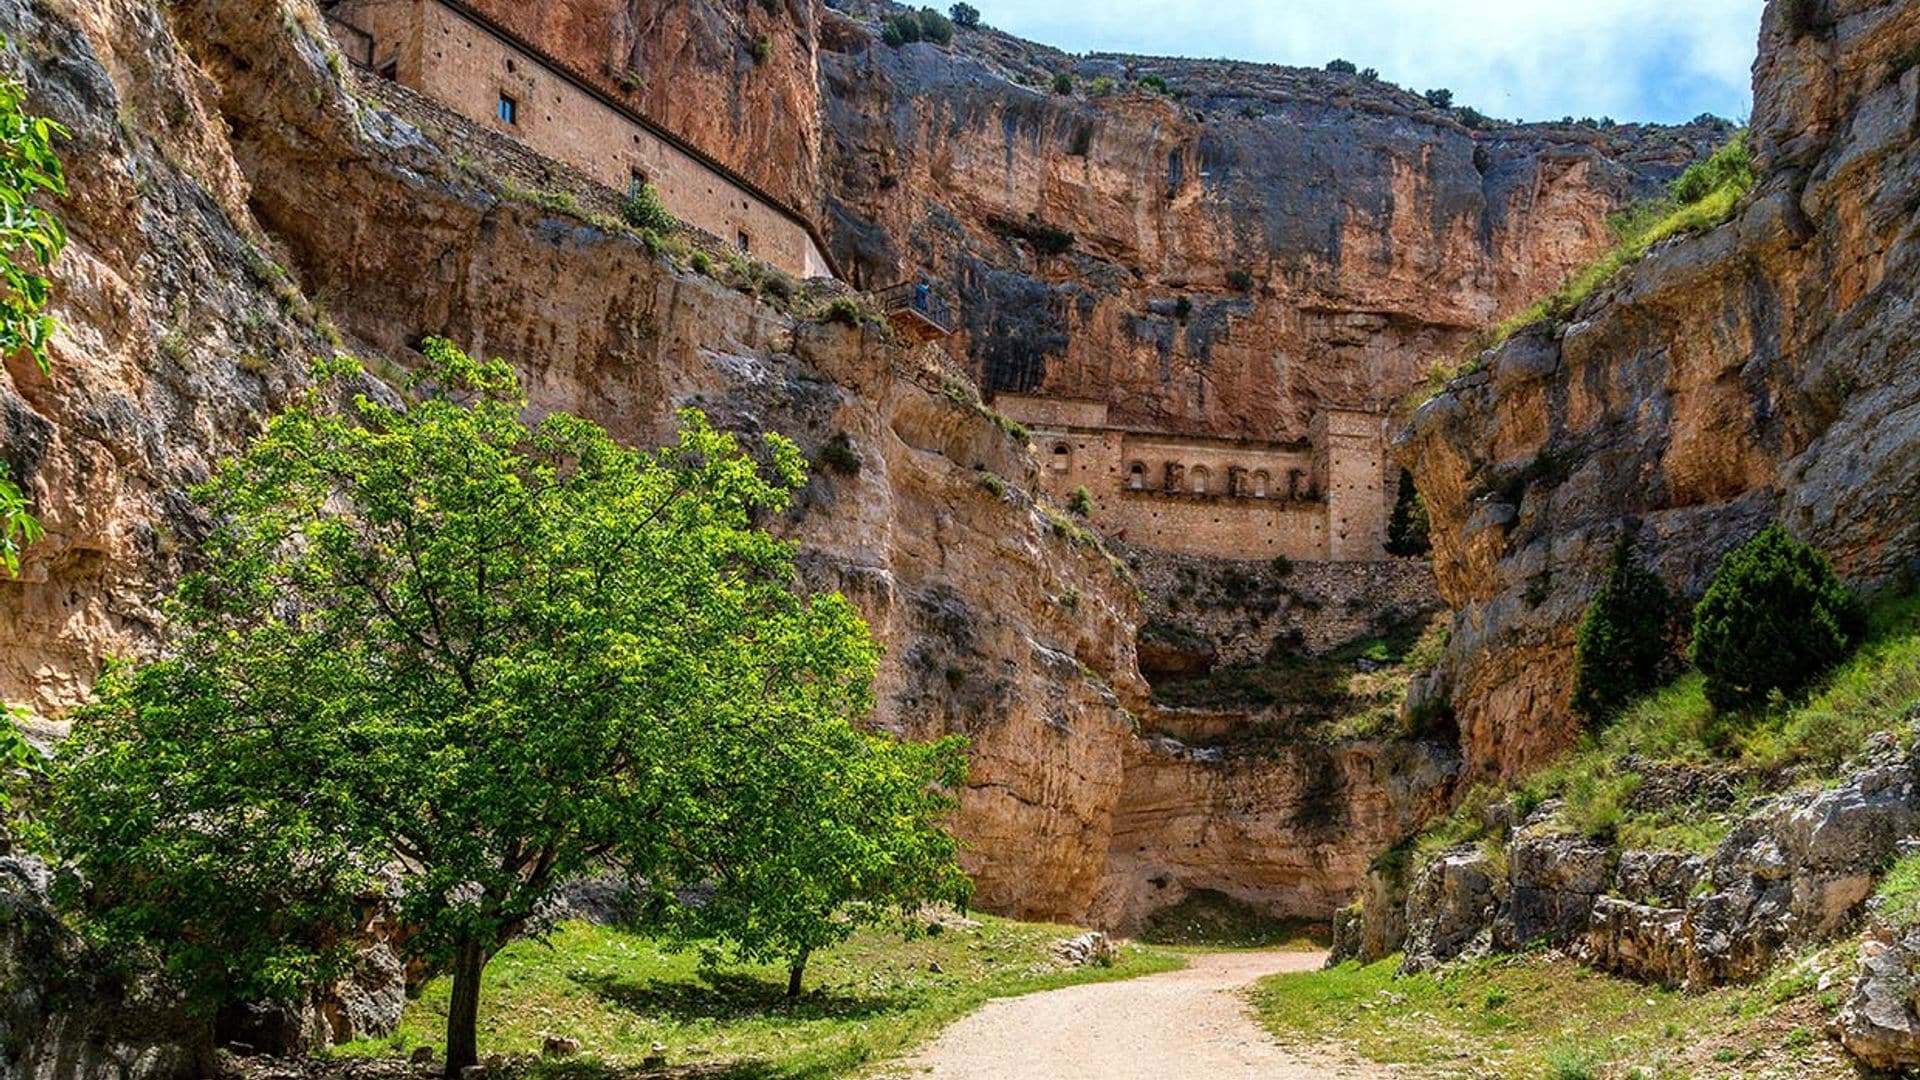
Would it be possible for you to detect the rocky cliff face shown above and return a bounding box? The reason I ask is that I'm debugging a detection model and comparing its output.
[1405,0,1920,780]
[817,2,1725,438]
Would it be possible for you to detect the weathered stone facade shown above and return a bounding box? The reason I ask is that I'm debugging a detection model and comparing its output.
[999,393,1388,560]
[324,0,834,279]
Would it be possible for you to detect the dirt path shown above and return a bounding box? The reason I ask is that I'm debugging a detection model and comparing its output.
[883,950,1386,1079]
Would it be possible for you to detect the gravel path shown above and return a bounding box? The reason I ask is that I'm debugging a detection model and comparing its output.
[883,950,1386,1079]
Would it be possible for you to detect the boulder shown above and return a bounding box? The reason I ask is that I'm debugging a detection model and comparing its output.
[1496,832,1613,951]
[1612,849,1704,907]
[1400,847,1497,974]
[1582,897,1689,986]
[1838,923,1920,1071]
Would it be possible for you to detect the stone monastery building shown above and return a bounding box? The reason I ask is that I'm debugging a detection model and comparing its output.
[323,0,835,280]
[322,0,1396,564]
[997,396,1391,563]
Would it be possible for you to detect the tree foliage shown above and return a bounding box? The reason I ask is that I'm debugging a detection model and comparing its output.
[1691,524,1863,712]
[48,341,964,1076]
[0,42,68,577]
[949,2,981,29]
[1384,469,1430,558]
[1423,87,1454,109]
[621,182,677,234]
[1325,58,1357,74]
[917,6,955,45]
[1570,534,1677,723]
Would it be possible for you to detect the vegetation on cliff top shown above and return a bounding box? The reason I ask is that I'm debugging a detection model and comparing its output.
[338,916,1181,1078]
[1488,130,1754,348]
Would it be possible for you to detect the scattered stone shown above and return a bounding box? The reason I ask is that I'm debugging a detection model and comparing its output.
[1838,923,1920,1070]
[1052,932,1117,967]
[409,1045,436,1066]
[541,1033,581,1058]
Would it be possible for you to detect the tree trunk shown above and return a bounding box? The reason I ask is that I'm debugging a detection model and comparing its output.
[444,939,489,1078]
[787,949,810,999]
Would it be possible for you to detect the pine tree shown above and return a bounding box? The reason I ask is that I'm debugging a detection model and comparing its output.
[1692,525,1862,711]
[1384,469,1431,557]
[1570,534,1677,722]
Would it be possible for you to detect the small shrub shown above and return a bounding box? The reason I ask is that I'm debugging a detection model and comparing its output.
[1544,1041,1605,1080]
[815,433,861,477]
[1692,524,1863,712]
[1136,73,1168,95]
[749,34,772,66]
[1669,131,1753,204]
[1088,75,1117,97]
[1225,268,1255,292]
[817,296,874,327]
[1457,106,1489,129]
[622,183,677,233]
[1483,987,1510,1010]
[949,3,981,29]
[884,14,922,46]
[1067,486,1093,517]
[1571,534,1678,723]
[917,7,954,45]
[978,472,1006,499]
[1270,555,1293,577]
[1423,87,1454,109]
[1325,58,1357,74]
[689,250,712,275]
[1051,71,1075,96]
[1359,67,1379,81]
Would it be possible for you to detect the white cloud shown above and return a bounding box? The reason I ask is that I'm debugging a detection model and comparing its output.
[978,0,1763,124]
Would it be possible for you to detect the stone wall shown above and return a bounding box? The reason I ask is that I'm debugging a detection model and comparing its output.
[1001,392,1389,561]
[327,0,832,278]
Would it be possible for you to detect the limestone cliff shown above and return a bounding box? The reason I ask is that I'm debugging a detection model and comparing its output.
[817,2,1726,439]
[1405,0,1920,780]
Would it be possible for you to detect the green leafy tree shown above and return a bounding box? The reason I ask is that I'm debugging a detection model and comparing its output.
[0,43,69,577]
[950,2,981,29]
[1,704,45,833]
[1052,71,1075,95]
[1384,469,1430,557]
[48,340,952,1077]
[1068,485,1094,517]
[1325,58,1357,74]
[648,731,970,996]
[1424,87,1454,109]
[1570,534,1677,722]
[1692,524,1863,711]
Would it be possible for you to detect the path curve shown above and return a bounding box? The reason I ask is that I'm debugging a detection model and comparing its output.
[887,950,1385,1079]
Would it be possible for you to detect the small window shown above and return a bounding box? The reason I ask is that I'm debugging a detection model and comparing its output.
[506,58,517,73]
[1127,463,1146,491]
[496,93,518,125]
[630,170,649,199]
[1050,444,1071,472]
[737,230,752,253]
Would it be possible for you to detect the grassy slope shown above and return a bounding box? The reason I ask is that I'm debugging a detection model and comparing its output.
[1418,593,1920,860]
[334,917,1183,1078]
[1255,594,1920,1077]
[1253,946,1855,1079]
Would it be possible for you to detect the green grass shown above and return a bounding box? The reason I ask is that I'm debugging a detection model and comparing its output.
[1416,592,1920,859]
[333,917,1183,1078]
[1874,851,1920,926]
[1252,945,1854,1078]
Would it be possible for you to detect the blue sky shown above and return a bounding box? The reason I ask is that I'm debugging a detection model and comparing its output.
[977,0,1764,125]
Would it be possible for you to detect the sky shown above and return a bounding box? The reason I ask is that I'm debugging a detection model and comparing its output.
[978,0,1764,126]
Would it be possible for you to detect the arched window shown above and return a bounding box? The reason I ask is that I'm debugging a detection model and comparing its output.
[1253,470,1270,498]
[1127,462,1147,490]
[1190,465,1211,495]
[1050,443,1071,472]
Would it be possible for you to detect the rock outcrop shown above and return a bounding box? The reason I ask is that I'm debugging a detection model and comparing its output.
[1357,730,1920,998]
[1406,0,1920,780]
[0,857,212,1078]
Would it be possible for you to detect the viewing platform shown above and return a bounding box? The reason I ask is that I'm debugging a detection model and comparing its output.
[876,282,954,341]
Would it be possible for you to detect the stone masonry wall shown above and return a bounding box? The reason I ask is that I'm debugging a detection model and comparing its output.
[328,0,831,278]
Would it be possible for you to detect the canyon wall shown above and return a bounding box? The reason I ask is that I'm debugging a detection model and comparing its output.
[1406,0,1920,781]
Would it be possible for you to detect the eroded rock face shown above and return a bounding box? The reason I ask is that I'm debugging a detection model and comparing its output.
[1406,0,1920,780]
[1399,846,1497,974]
[817,6,1723,440]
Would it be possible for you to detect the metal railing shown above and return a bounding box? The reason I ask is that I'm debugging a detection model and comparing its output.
[874,281,953,336]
